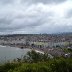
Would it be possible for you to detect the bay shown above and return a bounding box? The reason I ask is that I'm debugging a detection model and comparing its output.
[0,45,31,63]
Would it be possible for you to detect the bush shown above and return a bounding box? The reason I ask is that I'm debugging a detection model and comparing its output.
[0,50,72,72]
[23,50,49,63]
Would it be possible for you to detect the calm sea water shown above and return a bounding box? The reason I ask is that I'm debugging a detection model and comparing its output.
[0,45,31,63]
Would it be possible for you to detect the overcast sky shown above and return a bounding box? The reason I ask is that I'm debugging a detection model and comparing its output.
[0,0,72,34]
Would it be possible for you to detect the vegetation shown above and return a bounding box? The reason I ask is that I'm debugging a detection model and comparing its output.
[0,50,72,72]
[23,50,49,63]
[63,48,72,53]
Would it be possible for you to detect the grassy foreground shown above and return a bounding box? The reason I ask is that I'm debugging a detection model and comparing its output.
[0,50,72,72]
[0,58,72,72]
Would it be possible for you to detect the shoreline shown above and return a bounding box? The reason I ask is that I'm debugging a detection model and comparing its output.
[0,45,44,54]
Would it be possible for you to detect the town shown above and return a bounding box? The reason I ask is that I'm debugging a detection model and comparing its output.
[0,32,72,58]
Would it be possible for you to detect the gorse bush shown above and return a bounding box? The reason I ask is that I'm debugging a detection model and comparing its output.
[0,58,72,72]
[23,50,49,63]
[0,63,21,72]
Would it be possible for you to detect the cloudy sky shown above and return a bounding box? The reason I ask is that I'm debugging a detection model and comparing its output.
[0,0,72,34]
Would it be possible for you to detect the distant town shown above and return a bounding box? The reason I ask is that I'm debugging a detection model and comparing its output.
[0,32,72,58]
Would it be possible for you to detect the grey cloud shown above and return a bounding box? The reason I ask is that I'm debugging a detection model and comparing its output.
[0,0,72,34]
[0,0,67,5]
[22,0,67,4]
[0,11,54,33]
[0,9,72,34]
[66,9,72,18]
[49,26,72,33]
[0,0,14,4]
[35,24,72,34]
[0,18,13,25]
[0,15,41,32]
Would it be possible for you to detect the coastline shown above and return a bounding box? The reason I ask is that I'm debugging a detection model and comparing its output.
[0,45,44,54]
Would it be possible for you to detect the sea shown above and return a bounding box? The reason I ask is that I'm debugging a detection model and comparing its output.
[0,45,31,63]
